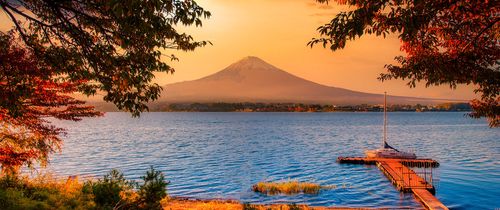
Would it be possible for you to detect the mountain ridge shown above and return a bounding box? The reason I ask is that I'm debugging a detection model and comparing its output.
[158,56,461,105]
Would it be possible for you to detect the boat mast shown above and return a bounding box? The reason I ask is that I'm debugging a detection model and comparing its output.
[383,92,387,148]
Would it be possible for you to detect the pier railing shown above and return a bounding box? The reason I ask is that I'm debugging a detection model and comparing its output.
[401,167,434,190]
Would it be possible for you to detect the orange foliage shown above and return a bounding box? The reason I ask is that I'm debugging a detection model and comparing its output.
[312,0,499,126]
[0,33,102,174]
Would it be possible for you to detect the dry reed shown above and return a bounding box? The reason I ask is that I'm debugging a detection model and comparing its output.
[252,180,322,195]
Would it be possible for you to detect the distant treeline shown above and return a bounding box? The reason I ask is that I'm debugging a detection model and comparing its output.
[150,102,471,112]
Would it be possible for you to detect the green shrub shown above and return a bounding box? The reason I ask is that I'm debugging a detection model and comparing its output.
[82,169,133,210]
[82,167,169,210]
[136,166,169,210]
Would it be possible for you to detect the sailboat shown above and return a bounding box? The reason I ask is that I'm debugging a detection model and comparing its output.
[365,92,417,159]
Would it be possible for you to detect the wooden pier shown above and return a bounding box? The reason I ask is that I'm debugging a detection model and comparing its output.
[337,157,447,210]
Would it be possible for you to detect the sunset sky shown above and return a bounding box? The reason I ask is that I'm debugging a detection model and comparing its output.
[158,0,476,100]
[0,0,477,100]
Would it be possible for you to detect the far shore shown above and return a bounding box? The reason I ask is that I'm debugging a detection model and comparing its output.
[92,101,471,113]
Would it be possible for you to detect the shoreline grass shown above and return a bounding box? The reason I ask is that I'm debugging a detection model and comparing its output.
[252,180,322,195]
[164,198,376,210]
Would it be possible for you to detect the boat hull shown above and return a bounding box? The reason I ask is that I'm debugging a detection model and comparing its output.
[365,148,416,159]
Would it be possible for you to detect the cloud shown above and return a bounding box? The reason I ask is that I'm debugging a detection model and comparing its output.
[318,4,334,10]
[309,12,336,17]
[306,2,317,7]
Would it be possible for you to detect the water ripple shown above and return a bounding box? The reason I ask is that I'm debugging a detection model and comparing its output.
[39,112,499,209]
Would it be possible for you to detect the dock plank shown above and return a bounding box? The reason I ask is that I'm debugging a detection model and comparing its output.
[413,189,449,210]
[377,160,434,192]
[337,157,446,210]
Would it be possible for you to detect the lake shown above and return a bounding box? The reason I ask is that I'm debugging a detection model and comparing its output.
[44,112,499,209]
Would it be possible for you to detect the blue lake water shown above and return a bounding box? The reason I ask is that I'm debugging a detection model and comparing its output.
[44,112,499,209]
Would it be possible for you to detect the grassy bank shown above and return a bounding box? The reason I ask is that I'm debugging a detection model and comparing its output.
[0,174,94,209]
[164,198,375,210]
[0,174,371,210]
[1,171,366,210]
[0,167,167,210]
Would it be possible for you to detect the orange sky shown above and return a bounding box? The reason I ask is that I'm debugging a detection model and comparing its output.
[158,0,476,100]
[0,0,477,100]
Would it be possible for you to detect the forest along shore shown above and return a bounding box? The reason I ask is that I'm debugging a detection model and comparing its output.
[93,102,471,112]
